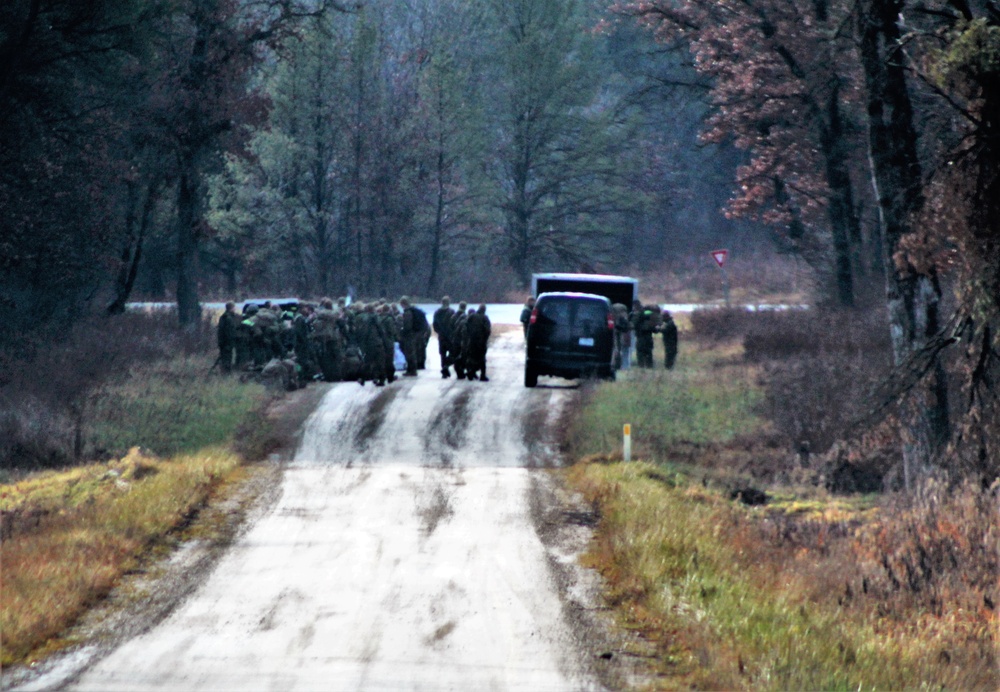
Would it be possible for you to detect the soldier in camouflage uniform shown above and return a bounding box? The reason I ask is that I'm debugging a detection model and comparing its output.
[310,300,342,381]
[398,297,423,377]
[355,303,387,386]
[378,304,398,384]
[255,302,285,363]
[449,301,469,379]
[464,304,492,381]
[433,296,456,378]
[630,300,660,368]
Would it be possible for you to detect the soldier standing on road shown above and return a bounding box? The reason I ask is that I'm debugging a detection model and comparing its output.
[399,296,421,377]
[217,302,240,373]
[293,303,317,380]
[416,305,431,370]
[378,304,398,384]
[311,299,343,382]
[450,301,469,379]
[661,308,678,370]
[464,304,492,381]
[433,296,456,378]
[356,303,388,386]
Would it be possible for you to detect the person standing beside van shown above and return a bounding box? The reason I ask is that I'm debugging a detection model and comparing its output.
[520,296,535,337]
[631,299,660,368]
[612,303,632,370]
[661,309,678,370]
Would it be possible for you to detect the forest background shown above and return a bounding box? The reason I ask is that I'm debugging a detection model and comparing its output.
[2,0,999,480]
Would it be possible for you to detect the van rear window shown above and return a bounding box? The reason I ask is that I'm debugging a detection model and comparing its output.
[536,299,606,342]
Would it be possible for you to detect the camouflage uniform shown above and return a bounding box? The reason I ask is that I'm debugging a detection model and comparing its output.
[254,304,284,363]
[433,297,456,378]
[355,305,387,386]
[312,302,344,381]
[399,297,422,377]
[216,302,240,373]
[464,304,492,381]
[612,303,632,370]
[449,302,469,379]
[378,305,398,383]
[630,300,660,369]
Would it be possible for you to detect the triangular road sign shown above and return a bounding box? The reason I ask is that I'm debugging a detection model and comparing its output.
[711,249,728,268]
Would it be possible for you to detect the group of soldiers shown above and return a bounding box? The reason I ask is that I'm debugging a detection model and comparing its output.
[623,299,678,369]
[216,296,493,389]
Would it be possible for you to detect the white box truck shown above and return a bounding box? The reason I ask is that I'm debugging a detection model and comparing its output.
[530,273,638,306]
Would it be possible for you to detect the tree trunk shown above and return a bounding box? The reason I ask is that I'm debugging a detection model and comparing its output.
[176,160,203,329]
[819,83,859,307]
[857,0,950,489]
[427,143,446,294]
[107,178,157,315]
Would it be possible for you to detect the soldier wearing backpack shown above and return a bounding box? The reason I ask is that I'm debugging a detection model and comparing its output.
[450,301,469,379]
[433,297,456,378]
[399,296,427,377]
[631,299,661,368]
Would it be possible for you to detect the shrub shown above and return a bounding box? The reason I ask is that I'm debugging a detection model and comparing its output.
[0,311,227,471]
[853,479,1000,617]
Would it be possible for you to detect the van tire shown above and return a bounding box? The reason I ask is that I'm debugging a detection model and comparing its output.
[525,364,538,388]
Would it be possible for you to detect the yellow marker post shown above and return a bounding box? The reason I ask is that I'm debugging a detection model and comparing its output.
[623,423,632,462]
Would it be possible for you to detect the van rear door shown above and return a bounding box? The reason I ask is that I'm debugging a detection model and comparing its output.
[532,296,612,358]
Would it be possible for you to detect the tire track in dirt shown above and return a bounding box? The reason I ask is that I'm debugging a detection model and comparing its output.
[353,385,401,453]
[520,387,573,468]
[422,386,477,466]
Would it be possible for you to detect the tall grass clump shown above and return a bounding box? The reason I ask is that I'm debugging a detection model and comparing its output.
[1,447,241,664]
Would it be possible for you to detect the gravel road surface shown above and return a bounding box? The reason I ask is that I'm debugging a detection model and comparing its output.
[48,330,614,691]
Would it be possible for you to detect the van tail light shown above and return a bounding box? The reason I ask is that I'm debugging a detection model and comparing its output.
[529,308,538,324]
[607,312,615,330]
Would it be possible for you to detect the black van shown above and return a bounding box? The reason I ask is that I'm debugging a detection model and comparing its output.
[524,292,616,387]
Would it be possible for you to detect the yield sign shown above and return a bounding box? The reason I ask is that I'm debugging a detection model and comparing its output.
[711,249,728,268]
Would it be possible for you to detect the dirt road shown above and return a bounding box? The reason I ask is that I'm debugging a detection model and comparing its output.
[55,331,614,691]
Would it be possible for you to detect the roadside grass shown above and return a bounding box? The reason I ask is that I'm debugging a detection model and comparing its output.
[0,447,243,665]
[88,355,266,459]
[570,460,997,690]
[567,339,762,458]
[563,331,998,690]
[1,352,272,666]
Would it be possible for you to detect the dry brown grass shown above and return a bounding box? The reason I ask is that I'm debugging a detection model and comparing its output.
[567,459,999,690]
[0,447,240,664]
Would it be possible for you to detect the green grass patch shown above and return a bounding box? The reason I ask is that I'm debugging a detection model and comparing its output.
[88,355,266,458]
[568,340,763,458]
